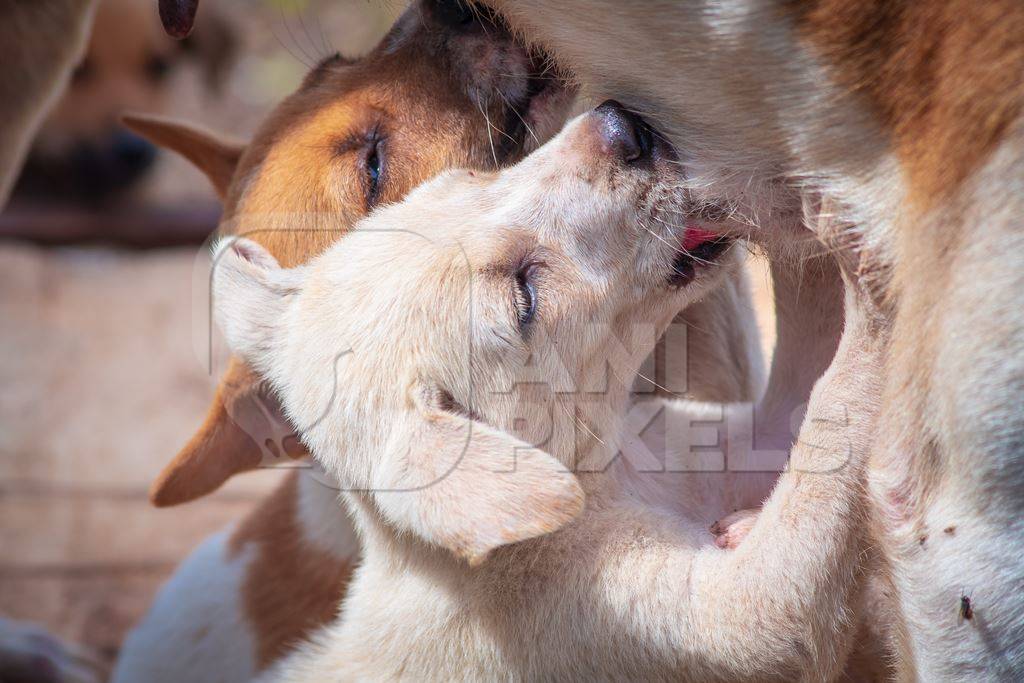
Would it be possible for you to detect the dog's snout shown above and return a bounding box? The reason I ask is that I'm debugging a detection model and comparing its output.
[594,100,650,163]
[111,130,157,175]
[16,130,158,204]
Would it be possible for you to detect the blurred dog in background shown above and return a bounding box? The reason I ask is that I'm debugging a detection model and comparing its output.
[11,0,237,206]
[0,0,95,206]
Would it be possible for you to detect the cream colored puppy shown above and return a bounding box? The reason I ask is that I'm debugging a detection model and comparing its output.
[213,105,881,681]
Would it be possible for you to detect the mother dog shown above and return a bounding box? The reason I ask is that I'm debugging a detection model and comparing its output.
[474,1,1023,679]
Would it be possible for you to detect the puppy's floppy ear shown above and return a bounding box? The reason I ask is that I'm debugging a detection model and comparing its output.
[149,357,306,507]
[122,113,243,198]
[373,391,585,565]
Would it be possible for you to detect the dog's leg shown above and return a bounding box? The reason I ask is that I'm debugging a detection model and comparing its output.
[0,0,96,205]
[604,256,880,681]
[687,248,887,682]
[574,253,879,681]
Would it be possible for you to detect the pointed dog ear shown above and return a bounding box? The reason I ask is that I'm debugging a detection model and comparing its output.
[149,358,306,507]
[373,394,585,565]
[121,113,244,198]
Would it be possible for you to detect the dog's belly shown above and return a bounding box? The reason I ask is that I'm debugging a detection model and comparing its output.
[870,137,1024,680]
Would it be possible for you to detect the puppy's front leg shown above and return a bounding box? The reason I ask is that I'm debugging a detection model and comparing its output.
[688,259,888,682]
[0,0,97,204]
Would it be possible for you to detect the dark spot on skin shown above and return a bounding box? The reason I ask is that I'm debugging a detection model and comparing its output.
[944,525,956,535]
[960,594,974,621]
[918,534,928,546]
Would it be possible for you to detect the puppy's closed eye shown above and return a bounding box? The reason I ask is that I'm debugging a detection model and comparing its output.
[514,263,538,330]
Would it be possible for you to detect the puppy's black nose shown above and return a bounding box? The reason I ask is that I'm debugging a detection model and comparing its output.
[594,100,650,163]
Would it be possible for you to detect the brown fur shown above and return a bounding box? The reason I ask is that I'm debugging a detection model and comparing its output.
[147,358,295,506]
[138,37,520,504]
[14,0,238,202]
[228,473,353,671]
[465,2,1024,676]
[787,0,1024,209]
[790,5,1024,675]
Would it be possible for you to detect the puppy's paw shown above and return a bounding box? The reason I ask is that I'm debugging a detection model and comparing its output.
[0,618,106,683]
[710,508,760,549]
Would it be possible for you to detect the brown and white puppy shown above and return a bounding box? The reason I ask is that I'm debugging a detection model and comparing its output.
[213,106,885,682]
[480,2,1024,678]
[113,3,763,681]
[0,0,96,205]
[13,0,237,204]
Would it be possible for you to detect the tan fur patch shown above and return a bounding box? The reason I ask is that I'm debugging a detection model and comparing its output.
[228,473,353,671]
[787,0,1024,209]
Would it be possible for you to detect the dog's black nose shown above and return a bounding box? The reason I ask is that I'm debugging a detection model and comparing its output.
[111,131,157,176]
[67,131,157,202]
[594,100,650,163]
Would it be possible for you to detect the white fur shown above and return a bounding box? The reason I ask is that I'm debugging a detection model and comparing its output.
[111,527,259,683]
[215,112,881,681]
[111,470,360,683]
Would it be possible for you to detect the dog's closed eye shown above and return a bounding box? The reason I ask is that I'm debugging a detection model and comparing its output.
[334,126,388,211]
[362,134,385,208]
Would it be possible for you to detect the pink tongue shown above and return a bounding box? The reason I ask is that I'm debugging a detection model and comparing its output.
[681,226,719,252]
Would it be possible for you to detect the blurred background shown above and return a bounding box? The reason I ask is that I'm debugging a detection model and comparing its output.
[0,0,775,667]
[0,0,404,663]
